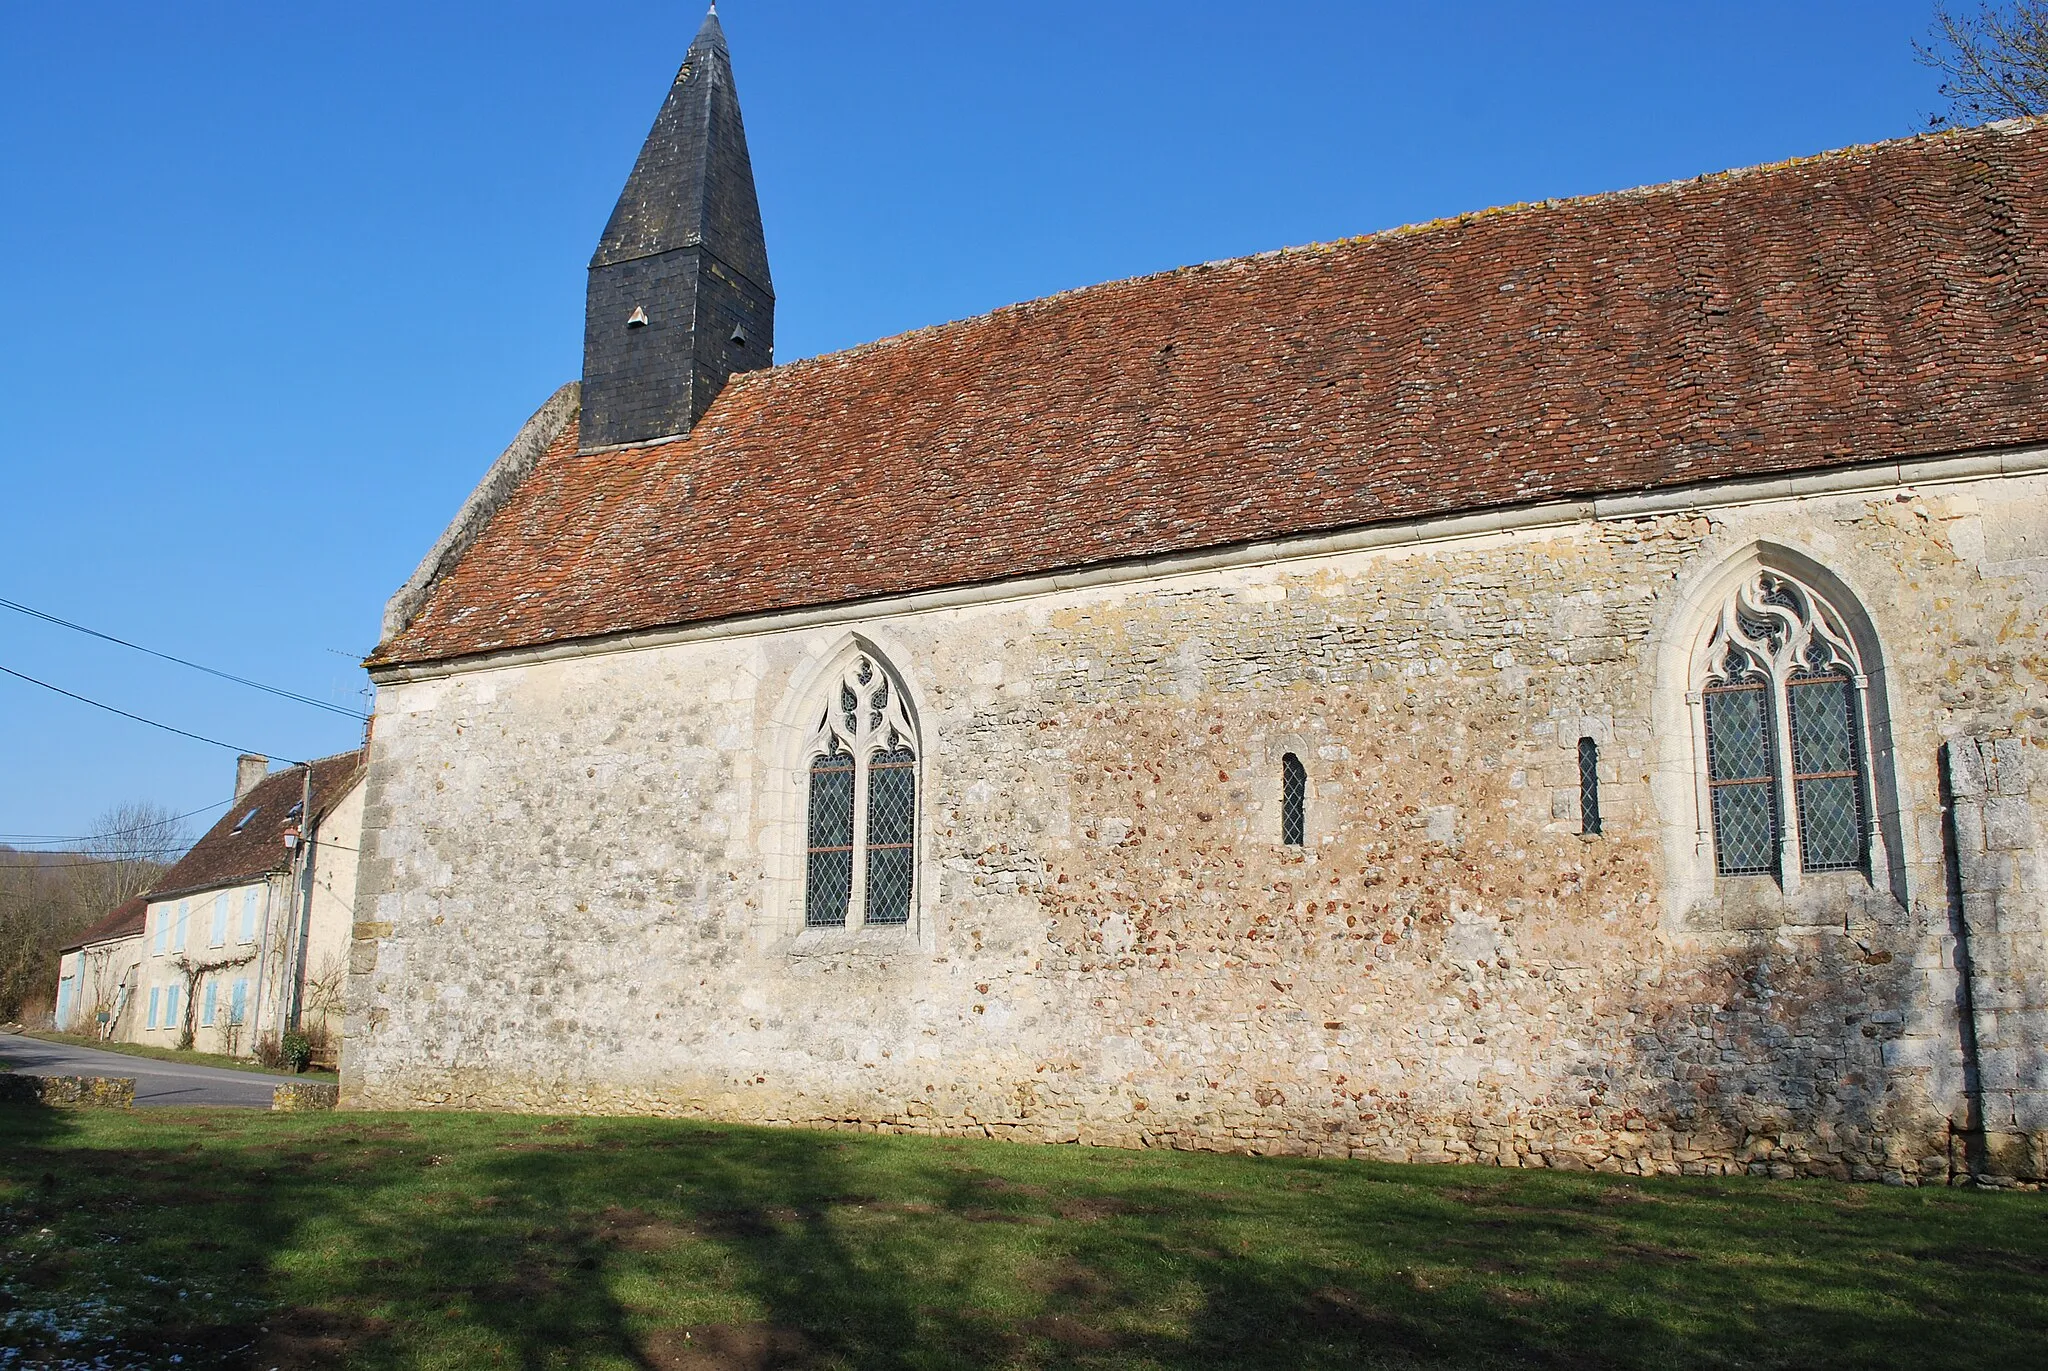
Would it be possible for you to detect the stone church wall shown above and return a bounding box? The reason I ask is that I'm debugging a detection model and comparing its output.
[346,470,2048,1184]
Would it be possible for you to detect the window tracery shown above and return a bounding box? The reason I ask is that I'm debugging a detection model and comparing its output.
[1691,569,1872,880]
[803,653,918,928]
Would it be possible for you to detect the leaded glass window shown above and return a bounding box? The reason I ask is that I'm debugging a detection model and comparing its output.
[1281,754,1306,847]
[805,750,855,927]
[1704,679,1777,875]
[802,653,920,928]
[866,748,916,924]
[1789,670,1864,871]
[1692,568,1872,881]
[1577,737,1602,836]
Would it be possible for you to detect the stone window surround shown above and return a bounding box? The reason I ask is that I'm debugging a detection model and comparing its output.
[1691,565,1877,886]
[764,632,935,952]
[801,651,918,930]
[1652,540,1907,921]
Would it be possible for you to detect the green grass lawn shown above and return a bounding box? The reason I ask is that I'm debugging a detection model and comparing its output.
[18,1028,337,1079]
[1,1107,2043,1370]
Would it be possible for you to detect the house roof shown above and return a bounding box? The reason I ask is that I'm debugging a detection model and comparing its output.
[371,119,2048,671]
[60,895,147,954]
[147,750,365,901]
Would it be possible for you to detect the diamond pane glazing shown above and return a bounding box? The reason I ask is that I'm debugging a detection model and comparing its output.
[1712,782,1778,876]
[1705,682,1777,875]
[1281,754,1306,847]
[1577,737,1602,836]
[1790,673,1862,872]
[1797,776,1863,871]
[1790,675,1855,775]
[866,747,915,925]
[806,753,854,927]
[1704,682,1770,782]
[866,847,913,925]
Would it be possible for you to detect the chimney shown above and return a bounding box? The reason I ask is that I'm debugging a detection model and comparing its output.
[235,754,269,802]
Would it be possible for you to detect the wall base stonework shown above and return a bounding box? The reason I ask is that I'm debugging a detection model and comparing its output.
[349,1068,1956,1184]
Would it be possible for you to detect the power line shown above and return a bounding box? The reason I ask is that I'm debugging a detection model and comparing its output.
[0,853,186,870]
[0,798,232,847]
[0,595,369,722]
[0,663,302,765]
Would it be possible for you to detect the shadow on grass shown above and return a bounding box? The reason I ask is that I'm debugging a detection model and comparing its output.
[3,1105,2047,1369]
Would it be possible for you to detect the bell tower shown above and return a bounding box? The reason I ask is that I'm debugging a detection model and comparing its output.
[580,4,774,450]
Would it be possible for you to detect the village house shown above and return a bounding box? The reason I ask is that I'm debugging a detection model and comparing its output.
[54,895,146,1039]
[346,10,2048,1184]
[122,751,365,1062]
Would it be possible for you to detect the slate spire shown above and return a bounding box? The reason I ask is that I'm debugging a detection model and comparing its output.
[581,4,774,449]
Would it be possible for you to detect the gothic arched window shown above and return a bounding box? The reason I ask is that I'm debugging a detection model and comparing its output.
[803,653,919,928]
[1692,569,1872,879]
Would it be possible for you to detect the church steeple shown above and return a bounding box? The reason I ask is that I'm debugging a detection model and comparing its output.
[581,4,774,450]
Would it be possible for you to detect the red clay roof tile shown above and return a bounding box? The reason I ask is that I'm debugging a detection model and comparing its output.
[372,122,2048,669]
[60,895,147,953]
[148,752,365,900]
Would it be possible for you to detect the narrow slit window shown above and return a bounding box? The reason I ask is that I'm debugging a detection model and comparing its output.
[1281,754,1306,847]
[805,750,855,927]
[1704,678,1778,875]
[865,747,916,925]
[1789,670,1864,872]
[1578,737,1602,836]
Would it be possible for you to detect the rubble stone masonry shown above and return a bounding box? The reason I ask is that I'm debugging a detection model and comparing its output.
[346,471,2048,1184]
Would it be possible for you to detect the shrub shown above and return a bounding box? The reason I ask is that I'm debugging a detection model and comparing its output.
[281,1030,313,1074]
[252,1033,286,1070]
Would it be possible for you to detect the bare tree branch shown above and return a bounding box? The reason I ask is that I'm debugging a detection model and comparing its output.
[68,802,186,917]
[1917,2,2048,126]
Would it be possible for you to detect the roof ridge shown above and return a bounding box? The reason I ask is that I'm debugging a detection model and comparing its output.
[711,117,2046,402]
[279,747,368,772]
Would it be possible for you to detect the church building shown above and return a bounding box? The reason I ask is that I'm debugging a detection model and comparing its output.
[347,9,2048,1184]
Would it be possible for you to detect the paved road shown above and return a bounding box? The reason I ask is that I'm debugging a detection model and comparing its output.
[0,1032,298,1108]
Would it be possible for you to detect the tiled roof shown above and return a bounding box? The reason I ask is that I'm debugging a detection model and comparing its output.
[148,751,365,900]
[60,895,147,954]
[372,121,2048,670]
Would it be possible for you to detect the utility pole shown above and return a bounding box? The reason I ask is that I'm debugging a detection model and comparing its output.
[283,762,315,1032]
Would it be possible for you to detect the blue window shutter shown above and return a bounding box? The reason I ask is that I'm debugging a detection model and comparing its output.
[166,984,180,1028]
[153,909,166,955]
[147,987,160,1029]
[201,980,216,1027]
[174,902,189,952]
[211,895,228,947]
[231,978,248,1024]
[240,889,258,942]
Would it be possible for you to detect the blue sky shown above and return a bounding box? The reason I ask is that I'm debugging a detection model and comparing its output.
[1,0,1949,851]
